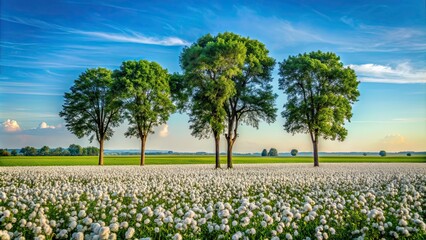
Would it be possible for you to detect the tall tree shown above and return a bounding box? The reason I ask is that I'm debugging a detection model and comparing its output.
[180,33,246,168]
[278,51,359,167]
[218,33,277,168]
[60,68,122,165]
[114,60,175,166]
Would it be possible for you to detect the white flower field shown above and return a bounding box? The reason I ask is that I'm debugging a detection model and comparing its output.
[0,163,425,240]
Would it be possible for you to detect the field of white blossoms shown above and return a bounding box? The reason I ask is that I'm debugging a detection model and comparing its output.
[0,163,425,240]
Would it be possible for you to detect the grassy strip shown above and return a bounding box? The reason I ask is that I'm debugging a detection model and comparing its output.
[0,155,425,166]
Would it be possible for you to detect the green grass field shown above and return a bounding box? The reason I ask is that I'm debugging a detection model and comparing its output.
[0,155,425,166]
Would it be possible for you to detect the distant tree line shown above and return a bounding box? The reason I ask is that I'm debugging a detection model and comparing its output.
[260,148,298,157]
[0,145,99,156]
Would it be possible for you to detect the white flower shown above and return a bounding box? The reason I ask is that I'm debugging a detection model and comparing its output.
[125,227,135,239]
[120,221,129,229]
[99,227,110,239]
[109,223,119,232]
[72,232,84,240]
[173,233,182,240]
[78,210,86,218]
[399,219,408,227]
[232,231,243,240]
[304,203,312,212]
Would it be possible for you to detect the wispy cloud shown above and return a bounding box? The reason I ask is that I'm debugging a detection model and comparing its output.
[380,134,406,147]
[0,81,64,96]
[353,118,426,124]
[0,15,189,46]
[73,30,189,46]
[349,62,426,84]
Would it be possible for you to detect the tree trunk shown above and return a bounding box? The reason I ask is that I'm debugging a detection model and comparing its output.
[140,135,147,166]
[98,139,104,165]
[313,140,319,167]
[214,134,221,169]
[226,139,234,169]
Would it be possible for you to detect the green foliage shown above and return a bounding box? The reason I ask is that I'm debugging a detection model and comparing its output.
[68,144,83,156]
[50,147,65,156]
[407,152,412,157]
[169,73,191,112]
[278,51,360,166]
[363,153,367,156]
[278,51,360,141]
[268,148,278,156]
[261,149,268,157]
[379,150,386,157]
[180,32,246,139]
[82,146,99,156]
[38,146,50,156]
[11,149,18,156]
[222,32,277,130]
[59,68,122,143]
[114,60,175,139]
[20,146,37,156]
[0,149,10,156]
[291,149,298,156]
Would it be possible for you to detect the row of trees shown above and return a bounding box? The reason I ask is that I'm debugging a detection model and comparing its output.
[60,32,359,167]
[261,148,278,157]
[260,149,298,157]
[16,145,99,156]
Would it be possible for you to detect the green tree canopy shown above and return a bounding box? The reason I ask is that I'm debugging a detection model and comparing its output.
[291,149,298,157]
[379,150,386,157]
[59,68,122,165]
[216,33,277,168]
[114,60,175,165]
[68,144,83,156]
[278,51,360,166]
[268,148,278,156]
[261,149,268,157]
[20,146,37,156]
[0,149,10,156]
[179,33,246,168]
[38,146,50,156]
[11,149,18,156]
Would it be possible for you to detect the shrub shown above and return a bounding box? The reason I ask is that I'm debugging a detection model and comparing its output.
[379,150,386,157]
[291,149,298,157]
[407,152,412,157]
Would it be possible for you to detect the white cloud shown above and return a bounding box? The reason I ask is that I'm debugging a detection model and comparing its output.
[37,122,56,129]
[2,119,21,132]
[380,134,408,151]
[382,134,406,145]
[348,62,426,84]
[74,31,189,46]
[0,15,189,47]
[159,124,169,137]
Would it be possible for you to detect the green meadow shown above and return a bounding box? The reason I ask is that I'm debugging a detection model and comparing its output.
[0,155,425,166]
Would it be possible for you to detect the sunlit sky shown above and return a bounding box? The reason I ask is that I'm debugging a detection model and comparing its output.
[1,0,425,153]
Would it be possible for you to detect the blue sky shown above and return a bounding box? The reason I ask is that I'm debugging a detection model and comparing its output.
[1,0,425,152]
